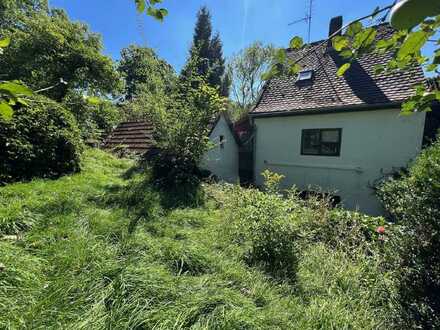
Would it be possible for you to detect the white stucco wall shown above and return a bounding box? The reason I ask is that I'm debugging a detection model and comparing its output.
[201,115,239,183]
[253,108,426,215]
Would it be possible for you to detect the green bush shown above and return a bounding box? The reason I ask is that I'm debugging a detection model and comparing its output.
[0,95,83,184]
[378,139,440,329]
[225,184,300,280]
[145,80,224,195]
[62,91,122,140]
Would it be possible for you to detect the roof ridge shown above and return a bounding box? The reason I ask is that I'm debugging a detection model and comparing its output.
[285,22,392,52]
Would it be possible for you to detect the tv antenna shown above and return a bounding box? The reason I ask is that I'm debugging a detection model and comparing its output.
[288,0,314,43]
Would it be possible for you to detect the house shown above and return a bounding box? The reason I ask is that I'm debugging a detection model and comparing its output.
[200,113,240,183]
[249,17,427,215]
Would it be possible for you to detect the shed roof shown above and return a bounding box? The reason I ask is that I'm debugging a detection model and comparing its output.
[103,121,155,154]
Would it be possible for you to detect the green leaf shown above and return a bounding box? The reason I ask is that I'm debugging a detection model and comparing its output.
[147,7,168,21]
[0,81,32,96]
[288,63,301,75]
[346,22,363,37]
[402,100,417,112]
[339,49,353,59]
[289,36,303,50]
[0,37,10,48]
[332,36,349,51]
[16,97,28,106]
[373,64,385,75]
[135,0,145,13]
[86,96,102,105]
[397,31,429,60]
[0,101,13,120]
[353,28,377,49]
[261,66,279,81]
[275,49,286,64]
[159,8,168,18]
[337,63,351,76]
[427,64,438,72]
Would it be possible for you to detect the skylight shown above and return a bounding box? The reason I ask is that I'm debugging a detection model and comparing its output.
[297,70,314,82]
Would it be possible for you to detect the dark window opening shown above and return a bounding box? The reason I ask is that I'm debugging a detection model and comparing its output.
[301,128,342,156]
[219,135,225,149]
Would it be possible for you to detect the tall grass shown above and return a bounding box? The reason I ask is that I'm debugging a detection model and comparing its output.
[0,149,398,329]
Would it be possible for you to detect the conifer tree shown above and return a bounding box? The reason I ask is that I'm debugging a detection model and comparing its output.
[181,6,230,97]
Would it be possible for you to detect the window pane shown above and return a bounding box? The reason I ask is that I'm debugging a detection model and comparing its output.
[301,128,341,156]
[298,70,313,80]
[321,130,340,143]
[321,142,339,155]
[302,130,320,154]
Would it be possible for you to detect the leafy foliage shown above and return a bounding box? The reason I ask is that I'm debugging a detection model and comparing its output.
[0,7,120,102]
[225,183,300,280]
[145,76,225,191]
[0,94,83,184]
[119,45,176,101]
[378,139,440,329]
[134,0,168,21]
[62,91,122,140]
[227,42,275,114]
[0,80,32,120]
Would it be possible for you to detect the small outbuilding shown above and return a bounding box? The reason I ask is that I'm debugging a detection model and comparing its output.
[200,113,240,183]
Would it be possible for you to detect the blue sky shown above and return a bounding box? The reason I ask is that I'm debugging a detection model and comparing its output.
[49,0,419,72]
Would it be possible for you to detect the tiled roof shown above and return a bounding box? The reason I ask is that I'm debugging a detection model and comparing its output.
[251,23,425,116]
[103,121,155,154]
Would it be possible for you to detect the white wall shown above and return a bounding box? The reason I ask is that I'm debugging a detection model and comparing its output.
[201,115,240,183]
[254,108,426,215]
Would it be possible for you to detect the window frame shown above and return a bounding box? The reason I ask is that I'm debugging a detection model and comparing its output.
[297,69,314,82]
[301,128,342,157]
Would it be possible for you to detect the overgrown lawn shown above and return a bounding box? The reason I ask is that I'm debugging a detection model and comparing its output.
[0,149,396,329]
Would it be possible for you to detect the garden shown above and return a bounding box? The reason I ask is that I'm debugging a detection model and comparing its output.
[1,1,440,329]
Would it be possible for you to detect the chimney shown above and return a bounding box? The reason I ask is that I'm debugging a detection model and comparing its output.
[327,16,343,50]
[328,16,343,38]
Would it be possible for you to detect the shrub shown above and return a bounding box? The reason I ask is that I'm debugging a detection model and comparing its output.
[62,91,122,140]
[225,183,300,280]
[378,139,440,329]
[144,79,225,198]
[0,95,83,184]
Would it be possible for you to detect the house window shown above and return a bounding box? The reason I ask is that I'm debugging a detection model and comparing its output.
[297,69,314,82]
[301,128,342,156]
[219,135,225,149]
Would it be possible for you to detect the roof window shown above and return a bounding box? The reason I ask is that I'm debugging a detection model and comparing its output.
[297,69,314,82]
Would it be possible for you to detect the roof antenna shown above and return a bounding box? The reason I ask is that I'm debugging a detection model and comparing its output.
[288,0,314,43]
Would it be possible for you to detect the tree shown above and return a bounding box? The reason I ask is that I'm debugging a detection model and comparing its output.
[119,45,176,100]
[0,0,48,28]
[181,6,229,96]
[145,75,226,196]
[0,8,120,102]
[228,42,275,113]
[209,32,230,97]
